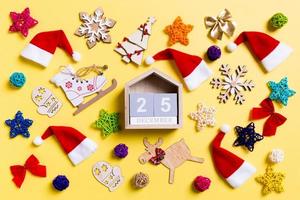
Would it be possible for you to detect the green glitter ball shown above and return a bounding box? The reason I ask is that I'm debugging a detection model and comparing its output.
[270,13,288,29]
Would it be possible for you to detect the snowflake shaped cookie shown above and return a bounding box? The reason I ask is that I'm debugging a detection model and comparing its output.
[256,166,285,195]
[210,64,254,104]
[75,8,116,49]
[189,103,216,131]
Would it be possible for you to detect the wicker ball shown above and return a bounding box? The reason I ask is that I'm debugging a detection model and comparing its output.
[9,72,26,88]
[114,143,128,158]
[52,175,69,191]
[132,172,149,188]
[207,45,221,61]
[269,149,284,164]
[270,13,288,29]
[193,176,211,192]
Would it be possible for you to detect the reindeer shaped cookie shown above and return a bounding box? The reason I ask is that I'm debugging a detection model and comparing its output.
[139,137,204,184]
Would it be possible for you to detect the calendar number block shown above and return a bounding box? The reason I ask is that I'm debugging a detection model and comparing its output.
[129,93,154,117]
[154,93,177,117]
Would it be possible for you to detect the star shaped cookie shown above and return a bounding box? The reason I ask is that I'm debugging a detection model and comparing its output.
[5,111,33,138]
[9,7,38,37]
[164,16,193,46]
[233,122,263,152]
[268,77,295,106]
[189,103,216,131]
[256,166,285,195]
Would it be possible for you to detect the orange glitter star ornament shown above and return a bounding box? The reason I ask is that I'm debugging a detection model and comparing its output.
[164,17,193,46]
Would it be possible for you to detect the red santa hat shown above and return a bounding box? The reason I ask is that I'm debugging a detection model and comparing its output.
[21,30,81,67]
[211,124,256,188]
[227,31,292,72]
[33,126,97,166]
[145,48,212,91]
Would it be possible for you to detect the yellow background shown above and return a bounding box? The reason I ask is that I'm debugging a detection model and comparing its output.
[0,0,299,199]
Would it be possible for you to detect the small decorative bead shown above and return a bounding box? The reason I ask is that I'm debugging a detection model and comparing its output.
[114,144,128,158]
[270,13,288,29]
[52,175,69,191]
[9,72,26,88]
[269,149,284,164]
[193,176,211,192]
[207,45,221,61]
[132,172,149,188]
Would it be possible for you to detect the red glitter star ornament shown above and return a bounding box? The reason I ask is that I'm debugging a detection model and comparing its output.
[9,7,38,37]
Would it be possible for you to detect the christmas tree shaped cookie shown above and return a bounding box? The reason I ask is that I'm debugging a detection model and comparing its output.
[115,17,156,65]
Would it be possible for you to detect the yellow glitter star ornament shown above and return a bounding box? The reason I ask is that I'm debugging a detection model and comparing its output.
[164,16,193,46]
[256,166,285,195]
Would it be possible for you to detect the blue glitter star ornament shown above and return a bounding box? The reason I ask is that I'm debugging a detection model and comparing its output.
[5,111,33,138]
[233,122,263,152]
[268,77,295,106]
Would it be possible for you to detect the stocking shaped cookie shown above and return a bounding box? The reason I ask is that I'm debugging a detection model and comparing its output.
[92,161,124,191]
[32,86,62,117]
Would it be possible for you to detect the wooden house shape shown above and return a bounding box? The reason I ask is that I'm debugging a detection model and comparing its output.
[124,68,183,129]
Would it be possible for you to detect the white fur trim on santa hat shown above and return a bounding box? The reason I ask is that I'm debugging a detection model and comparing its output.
[145,56,155,65]
[183,61,212,91]
[226,42,238,52]
[261,42,293,72]
[226,161,256,188]
[68,138,98,165]
[21,43,53,67]
[220,124,230,133]
[33,136,44,146]
[72,51,81,62]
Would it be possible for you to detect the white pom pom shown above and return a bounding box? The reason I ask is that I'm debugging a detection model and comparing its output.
[226,42,237,52]
[145,56,155,65]
[72,51,81,62]
[269,149,284,163]
[220,124,230,134]
[33,136,44,146]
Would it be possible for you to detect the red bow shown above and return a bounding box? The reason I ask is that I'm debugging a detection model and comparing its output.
[10,154,46,188]
[250,98,287,136]
[150,148,165,165]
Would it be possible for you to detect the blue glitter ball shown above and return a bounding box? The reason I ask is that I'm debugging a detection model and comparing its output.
[207,45,221,61]
[10,72,26,88]
[52,175,69,191]
[114,143,128,158]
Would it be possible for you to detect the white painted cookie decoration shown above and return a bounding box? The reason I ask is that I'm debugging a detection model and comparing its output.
[92,161,124,192]
[31,86,62,117]
[115,17,156,65]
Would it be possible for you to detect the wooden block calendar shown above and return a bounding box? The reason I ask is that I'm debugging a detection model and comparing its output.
[124,68,182,129]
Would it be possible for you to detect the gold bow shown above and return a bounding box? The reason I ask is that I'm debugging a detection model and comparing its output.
[204,9,236,40]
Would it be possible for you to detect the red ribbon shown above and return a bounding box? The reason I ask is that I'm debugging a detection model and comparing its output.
[251,98,287,136]
[150,148,166,165]
[10,154,46,188]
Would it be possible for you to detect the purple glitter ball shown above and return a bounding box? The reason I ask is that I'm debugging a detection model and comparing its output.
[207,45,221,61]
[114,144,128,158]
